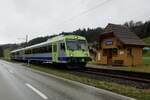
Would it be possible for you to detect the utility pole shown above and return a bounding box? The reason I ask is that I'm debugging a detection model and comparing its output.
[26,35,28,43]
[26,35,28,45]
[17,35,29,47]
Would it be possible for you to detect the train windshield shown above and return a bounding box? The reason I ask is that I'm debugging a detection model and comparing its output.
[66,40,87,51]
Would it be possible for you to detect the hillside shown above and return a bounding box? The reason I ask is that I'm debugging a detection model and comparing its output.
[143,36,150,45]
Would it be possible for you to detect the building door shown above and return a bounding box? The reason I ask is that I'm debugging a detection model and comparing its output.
[52,43,58,62]
[107,49,112,65]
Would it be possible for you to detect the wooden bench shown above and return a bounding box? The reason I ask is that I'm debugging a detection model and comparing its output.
[112,60,123,66]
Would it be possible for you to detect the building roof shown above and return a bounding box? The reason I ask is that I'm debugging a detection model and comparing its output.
[100,23,148,46]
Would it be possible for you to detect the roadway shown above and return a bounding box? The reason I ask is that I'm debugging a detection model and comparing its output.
[0,60,135,100]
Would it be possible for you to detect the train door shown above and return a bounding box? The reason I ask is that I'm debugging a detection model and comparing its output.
[52,43,58,62]
[58,42,66,62]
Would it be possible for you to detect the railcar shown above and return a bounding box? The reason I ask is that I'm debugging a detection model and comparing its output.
[10,35,91,68]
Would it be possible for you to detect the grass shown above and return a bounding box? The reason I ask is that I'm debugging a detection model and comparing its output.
[143,51,150,57]
[142,57,150,65]
[143,36,150,45]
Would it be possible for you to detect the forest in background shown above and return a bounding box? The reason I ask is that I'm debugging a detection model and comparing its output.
[0,20,150,57]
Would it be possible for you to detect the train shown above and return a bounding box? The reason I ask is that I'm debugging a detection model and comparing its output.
[10,35,91,68]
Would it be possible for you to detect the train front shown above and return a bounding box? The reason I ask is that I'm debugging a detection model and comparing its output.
[65,35,91,68]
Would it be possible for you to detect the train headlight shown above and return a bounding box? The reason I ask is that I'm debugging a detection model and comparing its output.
[74,36,78,39]
[70,54,73,57]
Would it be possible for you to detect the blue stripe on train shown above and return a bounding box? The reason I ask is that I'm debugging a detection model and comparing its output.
[25,57,68,62]
[25,57,52,61]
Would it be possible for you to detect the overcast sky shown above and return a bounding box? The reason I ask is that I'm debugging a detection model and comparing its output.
[0,0,150,44]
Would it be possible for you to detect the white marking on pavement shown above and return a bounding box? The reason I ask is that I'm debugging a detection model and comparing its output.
[25,83,48,99]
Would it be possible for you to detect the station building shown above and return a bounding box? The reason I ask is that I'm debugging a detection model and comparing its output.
[96,23,148,66]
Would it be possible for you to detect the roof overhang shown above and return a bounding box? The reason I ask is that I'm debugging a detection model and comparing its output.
[98,32,114,41]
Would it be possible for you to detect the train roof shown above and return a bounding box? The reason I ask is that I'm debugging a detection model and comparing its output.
[11,35,86,53]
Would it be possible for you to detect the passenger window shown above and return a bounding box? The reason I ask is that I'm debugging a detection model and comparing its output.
[49,45,52,53]
[47,45,52,53]
[60,43,65,50]
[25,49,31,54]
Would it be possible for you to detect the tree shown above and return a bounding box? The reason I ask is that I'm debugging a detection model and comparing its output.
[124,20,150,38]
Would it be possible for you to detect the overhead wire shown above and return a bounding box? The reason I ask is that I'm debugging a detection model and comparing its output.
[57,0,113,27]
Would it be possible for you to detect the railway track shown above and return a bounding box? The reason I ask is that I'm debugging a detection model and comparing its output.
[83,68,150,83]
[71,67,150,89]
[82,68,150,84]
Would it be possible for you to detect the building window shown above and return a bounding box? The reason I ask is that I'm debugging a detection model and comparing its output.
[112,48,117,56]
[127,48,132,56]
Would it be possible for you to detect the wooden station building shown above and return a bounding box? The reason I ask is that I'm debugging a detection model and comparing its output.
[96,23,147,66]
